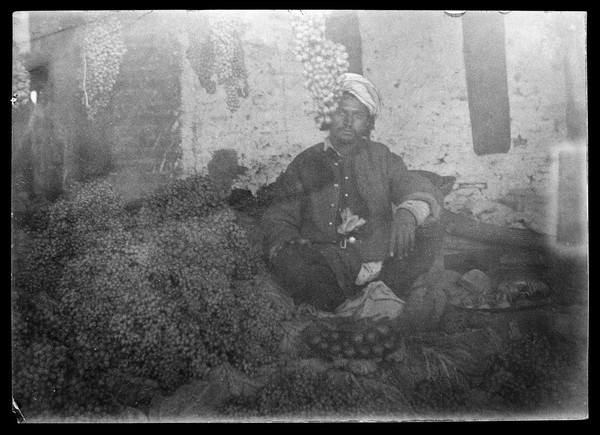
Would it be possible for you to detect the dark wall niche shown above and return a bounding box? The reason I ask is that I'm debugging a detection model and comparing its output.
[462,12,511,156]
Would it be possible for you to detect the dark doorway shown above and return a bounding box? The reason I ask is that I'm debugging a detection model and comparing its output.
[325,11,363,75]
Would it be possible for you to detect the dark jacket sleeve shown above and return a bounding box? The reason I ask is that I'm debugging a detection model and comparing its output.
[387,151,443,221]
[260,159,305,255]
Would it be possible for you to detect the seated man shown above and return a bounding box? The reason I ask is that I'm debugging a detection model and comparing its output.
[261,73,444,312]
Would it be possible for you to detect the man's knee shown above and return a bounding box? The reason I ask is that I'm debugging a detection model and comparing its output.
[268,242,344,311]
[270,243,328,282]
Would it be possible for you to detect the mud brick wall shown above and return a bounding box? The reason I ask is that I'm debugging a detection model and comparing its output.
[106,12,182,201]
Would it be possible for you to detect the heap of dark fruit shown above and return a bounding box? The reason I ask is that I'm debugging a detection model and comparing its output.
[12,175,292,420]
[134,175,225,226]
[302,318,402,361]
[218,365,398,419]
[133,176,263,280]
[409,379,474,414]
[484,333,575,411]
[13,180,124,298]
[227,172,304,219]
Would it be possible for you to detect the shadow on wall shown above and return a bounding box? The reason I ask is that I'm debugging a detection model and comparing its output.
[207,148,248,198]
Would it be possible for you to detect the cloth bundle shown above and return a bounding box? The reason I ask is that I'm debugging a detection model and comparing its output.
[334,280,405,321]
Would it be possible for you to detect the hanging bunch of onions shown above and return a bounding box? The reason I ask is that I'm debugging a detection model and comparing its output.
[291,11,349,130]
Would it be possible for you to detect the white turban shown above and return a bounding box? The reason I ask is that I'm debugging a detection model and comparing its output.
[340,73,382,118]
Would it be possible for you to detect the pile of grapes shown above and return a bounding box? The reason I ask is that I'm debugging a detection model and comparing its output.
[81,14,127,120]
[12,58,30,109]
[186,15,249,113]
[484,332,575,411]
[291,12,349,130]
[218,365,400,419]
[11,176,292,421]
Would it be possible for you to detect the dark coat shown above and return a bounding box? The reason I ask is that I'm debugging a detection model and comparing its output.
[261,137,442,295]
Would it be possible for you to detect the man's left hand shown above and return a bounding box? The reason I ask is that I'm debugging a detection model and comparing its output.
[389,208,417,259]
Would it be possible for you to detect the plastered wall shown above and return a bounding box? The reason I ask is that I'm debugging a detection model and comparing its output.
[179,11,584,235]
[360,10,576,234]
[179,10,323,190]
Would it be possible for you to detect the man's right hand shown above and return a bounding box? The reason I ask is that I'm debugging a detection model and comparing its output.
[389,208,418,259]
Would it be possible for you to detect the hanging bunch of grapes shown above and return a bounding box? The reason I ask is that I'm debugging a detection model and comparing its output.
[186,14,249,113]
[12,58,30,109]
[81,14,127,121]
[209,16,249,113]
[291,11,350,130]
[187,29,218,95]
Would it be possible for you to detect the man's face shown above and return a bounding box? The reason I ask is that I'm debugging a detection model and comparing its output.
[329,93,371,144]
